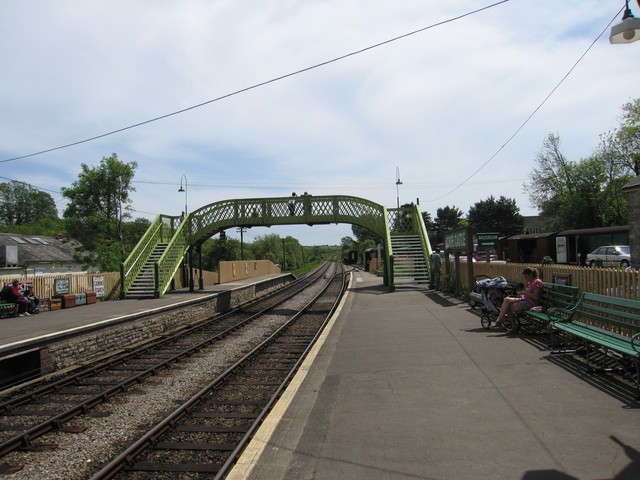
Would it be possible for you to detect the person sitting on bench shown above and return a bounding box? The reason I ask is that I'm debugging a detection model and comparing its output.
[24,287,40,314]
[490,268,543,328]
[2,280,30,316]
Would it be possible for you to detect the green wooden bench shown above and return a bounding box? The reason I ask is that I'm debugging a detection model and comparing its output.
[0,303,18,318]
[519,282,580,332]
[549,292,640,393]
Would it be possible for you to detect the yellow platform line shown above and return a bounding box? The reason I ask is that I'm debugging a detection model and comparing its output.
[225,271,354,479]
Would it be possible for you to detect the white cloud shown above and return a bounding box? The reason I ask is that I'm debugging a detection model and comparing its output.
[1,0,637,245]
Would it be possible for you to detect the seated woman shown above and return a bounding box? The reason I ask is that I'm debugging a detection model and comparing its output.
[490,268,543,328]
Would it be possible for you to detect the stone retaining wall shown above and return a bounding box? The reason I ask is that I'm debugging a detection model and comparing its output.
[43,275,292,372]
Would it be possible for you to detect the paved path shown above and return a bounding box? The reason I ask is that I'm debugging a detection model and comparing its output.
[230,270,640,480]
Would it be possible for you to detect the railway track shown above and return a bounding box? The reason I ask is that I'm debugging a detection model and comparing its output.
[0,261,346,476]
[90,263,347,479]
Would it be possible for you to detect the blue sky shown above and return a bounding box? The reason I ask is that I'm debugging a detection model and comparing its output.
[1,0,639,246]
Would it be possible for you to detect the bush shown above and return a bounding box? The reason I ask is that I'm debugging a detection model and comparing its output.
[439,273,457,294]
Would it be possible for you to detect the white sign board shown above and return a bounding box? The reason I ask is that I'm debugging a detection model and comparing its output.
[556,236,568,264]
[92,276,105,298]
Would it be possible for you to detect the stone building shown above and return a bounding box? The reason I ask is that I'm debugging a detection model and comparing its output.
[622,175,640,269]
[0,233,86,276]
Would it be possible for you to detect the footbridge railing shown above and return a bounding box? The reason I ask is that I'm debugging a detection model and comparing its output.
[124,195,394,298]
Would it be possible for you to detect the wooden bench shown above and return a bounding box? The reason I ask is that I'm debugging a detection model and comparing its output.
[549,292,640,393]
[0,303,18,318]
[519,282,580,332]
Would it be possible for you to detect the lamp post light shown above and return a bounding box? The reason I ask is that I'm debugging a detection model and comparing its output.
[395,166,403,209]
[610,0,640,44]
[178,174,188,215]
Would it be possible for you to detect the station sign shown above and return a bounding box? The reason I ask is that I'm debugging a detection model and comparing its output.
[444,228,469,253]
[477,232,500,247]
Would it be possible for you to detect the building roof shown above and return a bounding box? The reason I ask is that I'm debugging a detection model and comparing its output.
[622,175,640,191]
[508,232,556,241]
[0,233,81,263]
[557,225,629,236]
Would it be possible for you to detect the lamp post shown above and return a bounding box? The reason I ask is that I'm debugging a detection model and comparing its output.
[610,0,640,43]
[177,174,192,291]
[395,166,403,209]
[237,227,247,260]
[178,174,188,215]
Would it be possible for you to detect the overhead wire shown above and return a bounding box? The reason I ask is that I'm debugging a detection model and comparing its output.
[426,6,625,203]
[0,1,510,164]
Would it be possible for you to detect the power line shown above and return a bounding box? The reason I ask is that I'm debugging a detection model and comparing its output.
[427,6,623,203]
[0,1,510,164]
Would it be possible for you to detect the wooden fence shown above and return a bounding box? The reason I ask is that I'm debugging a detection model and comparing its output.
[0,272,121,300]
[450,261,639,301]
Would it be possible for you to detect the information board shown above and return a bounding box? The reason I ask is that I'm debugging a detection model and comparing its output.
[54,278,70,295]
[92,276,105,298]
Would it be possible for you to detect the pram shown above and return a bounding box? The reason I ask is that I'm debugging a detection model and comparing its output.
[470,275,520,332]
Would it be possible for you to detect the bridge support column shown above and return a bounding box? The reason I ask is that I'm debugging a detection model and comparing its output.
[188,247,194,292]
[197,244,203,290]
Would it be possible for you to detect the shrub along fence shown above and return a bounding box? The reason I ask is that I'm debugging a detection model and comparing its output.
[450,261,639,301]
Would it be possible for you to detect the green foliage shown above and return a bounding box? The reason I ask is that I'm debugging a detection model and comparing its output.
[467,195,524,237]
[202,237,239,270]
[541,256,554,265]
[459,287,470,302]
[525,133,629,231]
[600,98,640,177]
[62,153,137,271]
[433,206,464,245]
[439,273,458,294]
[0,180,58,228]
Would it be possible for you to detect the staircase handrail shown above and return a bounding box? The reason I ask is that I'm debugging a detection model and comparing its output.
[120,214,177,297]
[413,204,433,272]
[154,215,190,297]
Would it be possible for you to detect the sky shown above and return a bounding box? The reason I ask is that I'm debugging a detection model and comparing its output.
[1,0,639,246]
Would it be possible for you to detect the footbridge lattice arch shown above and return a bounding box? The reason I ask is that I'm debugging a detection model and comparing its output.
[121,195,431,298]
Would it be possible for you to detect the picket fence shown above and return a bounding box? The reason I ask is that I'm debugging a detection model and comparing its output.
[450,261,639,300]
[0,272,121,300]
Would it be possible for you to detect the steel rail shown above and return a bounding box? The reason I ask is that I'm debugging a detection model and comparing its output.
[215,265,348,479]
[88,263,346,480]
[0,263,333,460]
[1,262,329,412]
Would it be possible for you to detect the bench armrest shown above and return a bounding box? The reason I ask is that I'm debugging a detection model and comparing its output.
[632,332,640,354]
[546,306,576,322]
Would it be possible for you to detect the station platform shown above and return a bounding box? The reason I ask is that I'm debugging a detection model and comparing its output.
[0,274,288,355]
[230,270,640,480]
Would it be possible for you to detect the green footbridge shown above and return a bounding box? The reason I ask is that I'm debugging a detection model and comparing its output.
[121,195,433,298]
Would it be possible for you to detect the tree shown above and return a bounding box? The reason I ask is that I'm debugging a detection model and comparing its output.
[525,133,627,230]
[467,195,523,237]
[0,180,58,227]
[202,237,238,270]
[600,98,640,177]
[122,217,151,253]
[433,205,464,245]
[351,224,381,245]
[62,154,137,271]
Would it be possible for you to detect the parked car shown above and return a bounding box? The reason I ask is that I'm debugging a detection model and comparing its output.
[585,245,631,267]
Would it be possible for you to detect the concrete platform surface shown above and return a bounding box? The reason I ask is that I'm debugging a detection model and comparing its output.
[231,270,640,480]
[0,274,285,352]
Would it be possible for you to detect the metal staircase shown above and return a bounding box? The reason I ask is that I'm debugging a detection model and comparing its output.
[391,235,429,289]
[125,243,168,299]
